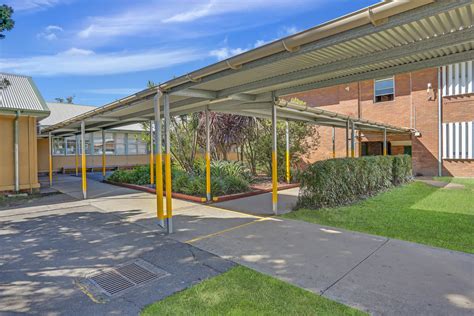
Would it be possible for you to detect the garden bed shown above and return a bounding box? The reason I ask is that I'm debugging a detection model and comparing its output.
[104,179,299,203]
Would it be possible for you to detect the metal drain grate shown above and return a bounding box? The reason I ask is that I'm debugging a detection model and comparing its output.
[86,259,168,297]
[91,270,134,296]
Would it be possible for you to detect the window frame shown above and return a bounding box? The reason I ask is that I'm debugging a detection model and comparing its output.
[374,76,395,103]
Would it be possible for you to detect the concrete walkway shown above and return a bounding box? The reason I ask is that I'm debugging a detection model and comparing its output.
[2,175,473,315]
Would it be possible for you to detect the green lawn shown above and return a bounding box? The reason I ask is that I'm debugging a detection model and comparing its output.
[283,178,474,254]
[142,266,366,316]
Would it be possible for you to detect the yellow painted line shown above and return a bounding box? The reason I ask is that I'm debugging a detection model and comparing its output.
[186,217,269,244]
[75,281,103,304]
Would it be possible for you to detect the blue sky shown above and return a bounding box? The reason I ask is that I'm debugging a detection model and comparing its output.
[1,0,378,106]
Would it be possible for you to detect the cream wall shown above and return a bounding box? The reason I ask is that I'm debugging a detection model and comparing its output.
[37,139,150,173]
[0,115,40,192]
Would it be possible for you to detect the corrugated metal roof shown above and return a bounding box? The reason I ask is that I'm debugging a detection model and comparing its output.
[41,102,97,126]
[0,73,49,115]
[41,102,144,132]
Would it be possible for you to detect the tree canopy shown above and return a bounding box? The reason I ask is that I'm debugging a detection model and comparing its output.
[0,5,14,39]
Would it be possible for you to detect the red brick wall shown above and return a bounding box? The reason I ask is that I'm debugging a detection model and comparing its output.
[288,67,474,177]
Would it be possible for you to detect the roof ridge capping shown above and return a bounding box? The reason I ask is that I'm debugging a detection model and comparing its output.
[160,0,434,91]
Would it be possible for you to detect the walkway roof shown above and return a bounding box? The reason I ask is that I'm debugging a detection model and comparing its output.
[43,0,474,136]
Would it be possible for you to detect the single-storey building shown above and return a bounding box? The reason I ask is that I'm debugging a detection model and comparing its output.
[0,73,49,193]
[37,102,150,174]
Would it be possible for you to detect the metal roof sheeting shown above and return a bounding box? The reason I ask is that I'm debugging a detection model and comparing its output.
[0,73,49,115]
[40,102,145,134]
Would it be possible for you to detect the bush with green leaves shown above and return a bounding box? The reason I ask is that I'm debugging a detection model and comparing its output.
[296,155,412,210]
[108,160,251,197]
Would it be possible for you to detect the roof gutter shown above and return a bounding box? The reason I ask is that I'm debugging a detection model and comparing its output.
[160,0,434,91]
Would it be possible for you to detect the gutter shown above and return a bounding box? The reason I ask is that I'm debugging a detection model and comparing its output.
[160,0,434,91]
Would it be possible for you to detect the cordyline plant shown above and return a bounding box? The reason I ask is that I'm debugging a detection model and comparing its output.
[197,113,257,161]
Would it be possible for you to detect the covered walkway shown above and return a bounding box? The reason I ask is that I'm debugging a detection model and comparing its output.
[41,0,474,235]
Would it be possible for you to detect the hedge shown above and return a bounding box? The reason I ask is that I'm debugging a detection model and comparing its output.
[296,155,412,209]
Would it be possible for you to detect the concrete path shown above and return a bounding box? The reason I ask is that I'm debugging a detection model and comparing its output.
[214,187,299,216]
[188,217,474,315]
[0,178,235,315]
[2,175,473,315]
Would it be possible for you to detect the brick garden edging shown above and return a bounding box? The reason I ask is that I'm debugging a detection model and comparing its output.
[104,180,299,204]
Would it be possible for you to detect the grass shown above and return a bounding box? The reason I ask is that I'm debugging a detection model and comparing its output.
[141,266,366,316]
[283,178,474,254]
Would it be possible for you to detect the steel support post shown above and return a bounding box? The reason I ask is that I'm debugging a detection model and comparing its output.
[271,102,278,215]
[351,120,355,158]
[81,121,87,199]
[345,120,349,157]
[437,67,443,177]
[164,93,173,234]
[149,121,154,185]
[154,93,164,227]
[102,129,106,180]
[332,126,336,159]
[48,132,53,187]
[75,135,79,177]
[285,120,290,184]
[205,106,211,201]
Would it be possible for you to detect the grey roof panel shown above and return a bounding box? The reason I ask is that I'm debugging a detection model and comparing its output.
[0,73,49,114]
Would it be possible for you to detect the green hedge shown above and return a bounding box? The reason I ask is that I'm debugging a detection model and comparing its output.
[296,155,412,209]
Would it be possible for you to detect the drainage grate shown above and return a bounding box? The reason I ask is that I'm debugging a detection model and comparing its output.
[85,259,168,298]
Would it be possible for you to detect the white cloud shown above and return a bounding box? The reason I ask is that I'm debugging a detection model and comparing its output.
[210,24,302,60]
[82,88,142,95]
[209,47,247,61]
[0,47,203,76]
[5,0,65,11]
[163,0,216,23]
[76,0,314,40]
[37,25,63,41]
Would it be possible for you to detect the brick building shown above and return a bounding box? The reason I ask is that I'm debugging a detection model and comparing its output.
[290,62,474,177]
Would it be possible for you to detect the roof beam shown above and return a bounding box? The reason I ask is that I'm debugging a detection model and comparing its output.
[170,88,217,99]
[85,116,120,122]
[217,27,474,97]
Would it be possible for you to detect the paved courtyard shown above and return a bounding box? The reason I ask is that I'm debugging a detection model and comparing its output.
[1,175,473,315]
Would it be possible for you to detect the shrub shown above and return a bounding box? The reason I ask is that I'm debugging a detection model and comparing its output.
[108,165,151,185]
[296,155,412,209]
[392,155,413,185]
[108,160,251,197]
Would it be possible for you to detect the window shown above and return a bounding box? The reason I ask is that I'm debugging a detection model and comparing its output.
[65,136,77,155]
[374,77,394,103]
[128,134,138,155]
[77,134,92,155]
[105,132,115,155]
[137,135,147,154]
[93,132,103,155]
[52,138,65,155]
[115,133,126,155]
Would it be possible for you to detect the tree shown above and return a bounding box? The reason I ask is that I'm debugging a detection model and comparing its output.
[198,113,255,161]
[66,95,75,104]
[0,5,14,39]
[54,96,75,104]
